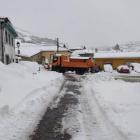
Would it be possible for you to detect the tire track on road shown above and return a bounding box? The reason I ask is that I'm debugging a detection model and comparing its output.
[80,82,129,140]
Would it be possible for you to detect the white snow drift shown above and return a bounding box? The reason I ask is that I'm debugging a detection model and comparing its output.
[0,61,64,140]
[83,72,140,140]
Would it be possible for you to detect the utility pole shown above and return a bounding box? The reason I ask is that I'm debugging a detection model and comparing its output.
[56,38,59,54]
[91,47,94,60]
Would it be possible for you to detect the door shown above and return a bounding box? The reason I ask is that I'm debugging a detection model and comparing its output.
[6,55,9,65]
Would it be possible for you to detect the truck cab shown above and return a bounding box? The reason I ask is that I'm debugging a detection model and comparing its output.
[52,54,64,72]
[52,56,60,66]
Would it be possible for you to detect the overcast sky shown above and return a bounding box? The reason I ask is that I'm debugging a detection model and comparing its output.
[1,0,140,48]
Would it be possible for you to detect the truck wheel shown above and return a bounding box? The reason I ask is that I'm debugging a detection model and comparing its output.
[90,67,94,73]
[62,69,65,74]
[56,67,61,73]
[76,69,84,75]
[52,66,55,71]
[76,69,80,74]
[81,69,85,75]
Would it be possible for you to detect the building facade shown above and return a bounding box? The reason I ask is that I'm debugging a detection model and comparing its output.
[94,52,140,69]
[41,50,71,65]
[16,44,72,65]
[0,17,18,64]
[17,52,42,64]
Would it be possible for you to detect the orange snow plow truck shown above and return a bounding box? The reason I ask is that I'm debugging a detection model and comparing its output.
[52,54,94,74]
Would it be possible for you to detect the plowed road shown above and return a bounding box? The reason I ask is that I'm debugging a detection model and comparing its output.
[30,74,128,140]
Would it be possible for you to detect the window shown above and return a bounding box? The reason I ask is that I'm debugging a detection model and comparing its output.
[53,57,58,63]
[5,55,9,65]
[9,34,11,45]
[11,36,14,46]
[16,59,18,63]
[50,54,54,60]
[5,30,8,43]
[104,62,112,65]
[42,56,45,61]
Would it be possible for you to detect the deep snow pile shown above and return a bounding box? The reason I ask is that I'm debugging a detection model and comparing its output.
[104,64,113,73]
[83,72,140,140]
[0,62,64,140]
[19,61,39,74]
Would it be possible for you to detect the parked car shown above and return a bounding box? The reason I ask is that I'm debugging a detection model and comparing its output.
[130,63,140,73]
[117,65,130,73]
[104,64,113,73]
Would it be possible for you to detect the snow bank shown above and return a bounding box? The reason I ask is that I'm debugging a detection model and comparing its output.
[0,61,63,110]
[83,73,140,140]
[104,64,113,72]
[0,62,64,139]
[19,61,39,74]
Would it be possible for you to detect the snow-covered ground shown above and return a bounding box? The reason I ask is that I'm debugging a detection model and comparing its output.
[112,70,140,76]
[1,62,140,140]
[83,72,140,140]
[0,62,64,140]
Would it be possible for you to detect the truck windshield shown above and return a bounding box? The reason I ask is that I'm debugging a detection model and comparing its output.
[53,57,58,63]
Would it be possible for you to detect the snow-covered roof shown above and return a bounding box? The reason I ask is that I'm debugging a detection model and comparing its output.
[15,43,69,57]
[69,47,83,50]
[130,63,140,66]
[70,56,90,59]
[72,49,94,56]
[0,16,11,23]
[94,52,140,58]
[0,16,18,37]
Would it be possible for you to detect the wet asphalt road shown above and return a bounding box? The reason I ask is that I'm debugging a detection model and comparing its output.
[30,75,81,140]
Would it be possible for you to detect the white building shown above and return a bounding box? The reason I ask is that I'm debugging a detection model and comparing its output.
[0,17,18,64]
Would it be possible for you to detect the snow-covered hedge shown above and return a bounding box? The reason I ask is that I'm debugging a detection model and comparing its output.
[0,61,64,139]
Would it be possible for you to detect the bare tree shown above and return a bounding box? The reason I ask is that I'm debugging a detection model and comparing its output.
[114,44,120,51]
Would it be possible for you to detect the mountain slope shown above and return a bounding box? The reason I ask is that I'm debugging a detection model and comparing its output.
[119,41,140,52]
[15,27,56,45]
[98,41,140,52]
